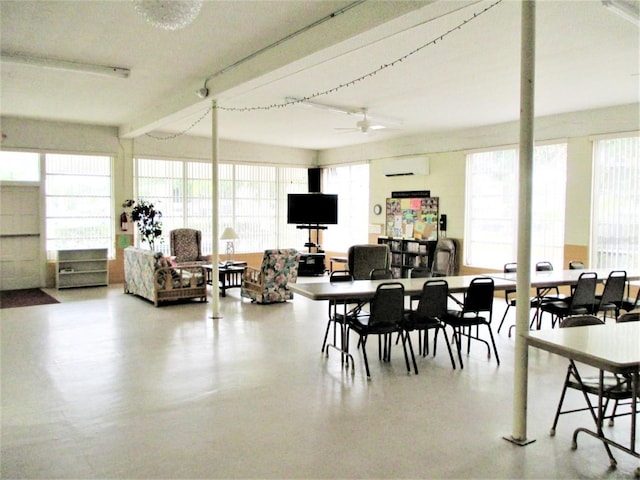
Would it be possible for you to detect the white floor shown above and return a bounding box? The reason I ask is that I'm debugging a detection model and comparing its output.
[1,280,638,479]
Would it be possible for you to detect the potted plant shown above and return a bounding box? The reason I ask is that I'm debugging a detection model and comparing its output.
[123,199,163,251]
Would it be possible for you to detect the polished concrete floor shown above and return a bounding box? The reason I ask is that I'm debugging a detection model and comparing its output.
[1,280,638,479]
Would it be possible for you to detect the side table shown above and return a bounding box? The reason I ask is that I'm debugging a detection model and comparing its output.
[202,262,247,297]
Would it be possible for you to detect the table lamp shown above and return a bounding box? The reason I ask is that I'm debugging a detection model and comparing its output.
[220,227,239,264]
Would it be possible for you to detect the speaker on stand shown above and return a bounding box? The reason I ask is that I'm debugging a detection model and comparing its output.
[308,168,321,193]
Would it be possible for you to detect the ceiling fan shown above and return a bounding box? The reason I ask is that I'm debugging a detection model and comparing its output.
[334,108,387,134]
[285,98,401,134]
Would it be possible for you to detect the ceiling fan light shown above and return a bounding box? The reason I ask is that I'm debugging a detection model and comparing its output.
[133,0,203,30]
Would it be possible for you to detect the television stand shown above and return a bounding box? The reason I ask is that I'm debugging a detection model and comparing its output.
[296,224,327,276]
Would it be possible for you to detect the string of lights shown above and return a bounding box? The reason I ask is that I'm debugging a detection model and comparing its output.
[146,0,502,140]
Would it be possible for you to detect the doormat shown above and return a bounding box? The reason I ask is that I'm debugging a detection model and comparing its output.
[0,289,60,309]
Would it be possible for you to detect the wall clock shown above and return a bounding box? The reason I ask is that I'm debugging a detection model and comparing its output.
[373,204,382,215]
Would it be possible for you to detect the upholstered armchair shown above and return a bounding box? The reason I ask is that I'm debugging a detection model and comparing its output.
[347,244,391,280]
[169,228,211,266]
[241,249,300,304]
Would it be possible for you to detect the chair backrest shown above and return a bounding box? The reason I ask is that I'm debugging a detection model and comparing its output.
[598,270,627,306]
[415,279,449,319]
[431,238,458,276]
[617,311,640,323]
[569,260,585,270]
[329,270,354,283]
[370,268,393,280]
[463,277,495,315]
[560,315,604,328]
[570,271,598,311]
[535,261,554,272]
[369,282,405,327]
[535,261,561,295]
[170,228,203,263]
[410,267,431,278]
[504,262,517,274]
[347,244,390,280]
[259,249,300,285]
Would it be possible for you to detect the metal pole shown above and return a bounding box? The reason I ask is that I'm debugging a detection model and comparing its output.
[210,100,221,318]
[505,0,536,446]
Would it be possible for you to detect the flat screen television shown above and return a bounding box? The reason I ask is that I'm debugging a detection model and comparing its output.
[287,193,338,225]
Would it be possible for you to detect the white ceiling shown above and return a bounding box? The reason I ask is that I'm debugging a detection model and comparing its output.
[1,0,638,151]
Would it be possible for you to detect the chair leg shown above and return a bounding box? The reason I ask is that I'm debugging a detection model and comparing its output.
[401,331,418,374]
[361,335,371,379]
[550,365,573,436]
[451,326,464,369]
[486,324,500,365]
[437,326,456,369]
[497,305,511,333]
[422,331,429,357]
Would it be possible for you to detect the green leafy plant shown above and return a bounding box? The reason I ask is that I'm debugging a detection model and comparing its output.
[123,199,163,251]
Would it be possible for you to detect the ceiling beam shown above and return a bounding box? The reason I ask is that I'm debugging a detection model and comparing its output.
[118,1,429,139]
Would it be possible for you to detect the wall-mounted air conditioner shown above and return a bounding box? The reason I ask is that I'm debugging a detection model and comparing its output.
[382,156,430,177]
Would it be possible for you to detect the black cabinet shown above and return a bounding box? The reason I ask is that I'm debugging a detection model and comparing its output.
[298,253,326,276]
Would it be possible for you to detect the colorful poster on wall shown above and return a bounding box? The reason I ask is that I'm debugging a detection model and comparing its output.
[385,197,438,240]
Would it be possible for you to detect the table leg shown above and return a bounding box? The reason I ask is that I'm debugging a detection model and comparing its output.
[325,298,354,371]
[220,272,227,297]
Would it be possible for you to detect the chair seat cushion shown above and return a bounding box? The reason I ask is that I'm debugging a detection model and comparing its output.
[443,310,489,326]
[567,376,632,399]
[402,311,442,330]
[542,300,591,316]
[348,316,398,335]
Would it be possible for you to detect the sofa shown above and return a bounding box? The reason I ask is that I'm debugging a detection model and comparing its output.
[124,247,207,306]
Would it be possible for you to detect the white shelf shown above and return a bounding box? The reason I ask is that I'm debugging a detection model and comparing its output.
[57,248,108,289]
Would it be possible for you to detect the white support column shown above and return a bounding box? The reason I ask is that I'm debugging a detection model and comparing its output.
[505,0,536,446]
[210,100,221,318]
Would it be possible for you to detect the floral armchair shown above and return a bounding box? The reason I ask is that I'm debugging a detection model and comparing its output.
[241,249,300,304]
[169,228,211,265]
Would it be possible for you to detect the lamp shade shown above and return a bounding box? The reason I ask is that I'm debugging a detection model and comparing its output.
[220,227,239,241]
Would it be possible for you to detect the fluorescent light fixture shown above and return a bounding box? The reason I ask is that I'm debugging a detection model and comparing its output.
[285,97,359,116]
[602,0,640,25]
[1,53,130,78]
[285,97,402,126]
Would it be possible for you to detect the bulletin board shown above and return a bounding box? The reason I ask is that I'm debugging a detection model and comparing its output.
[385,197,439,240]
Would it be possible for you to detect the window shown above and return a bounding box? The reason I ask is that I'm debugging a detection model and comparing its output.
[323,163,370,252]
[135,158,307,254]
[223,163,307,252]
[136,158,214,255]
[45,153,113,257]
[0,151,40,182]
[465,143,567,269]
[591,135,640,269]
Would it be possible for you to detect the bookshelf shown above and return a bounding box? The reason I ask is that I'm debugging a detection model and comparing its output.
[56,248,109,289]
[377,236,437,278]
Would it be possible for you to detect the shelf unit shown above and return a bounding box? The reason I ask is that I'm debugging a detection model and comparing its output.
[377,236,437,278]
[57,248,109,289]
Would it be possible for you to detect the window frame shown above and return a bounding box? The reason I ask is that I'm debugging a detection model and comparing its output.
[590,133,640,270]
[134,157,309,254]
[464,142,568,270]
